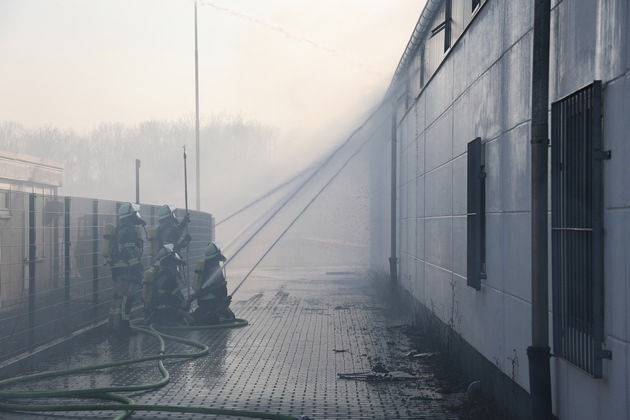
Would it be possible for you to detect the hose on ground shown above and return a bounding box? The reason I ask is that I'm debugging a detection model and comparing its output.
[0,318,298,420]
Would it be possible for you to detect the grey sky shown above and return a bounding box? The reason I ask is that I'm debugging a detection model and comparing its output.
[1,0,424,158]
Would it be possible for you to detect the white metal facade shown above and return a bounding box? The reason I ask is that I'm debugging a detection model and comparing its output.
[374,1,630,419]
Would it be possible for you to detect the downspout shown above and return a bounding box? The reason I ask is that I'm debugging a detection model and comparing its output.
[389,102,398,284]
[527,0,552,419]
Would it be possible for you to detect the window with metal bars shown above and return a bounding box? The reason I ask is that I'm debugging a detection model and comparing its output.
[551,80,611,378]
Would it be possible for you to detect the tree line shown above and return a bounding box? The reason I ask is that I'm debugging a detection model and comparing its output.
[0,115,277,214]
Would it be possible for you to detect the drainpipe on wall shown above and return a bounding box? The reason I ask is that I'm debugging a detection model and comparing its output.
[389,103,398,284]
[528,0,552,419]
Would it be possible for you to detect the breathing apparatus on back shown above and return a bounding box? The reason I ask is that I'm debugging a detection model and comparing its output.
[189,242,227,306]
[102,203,146,266]
[155,244,186,284]
[143,244,186,303]
[150,204,191,257]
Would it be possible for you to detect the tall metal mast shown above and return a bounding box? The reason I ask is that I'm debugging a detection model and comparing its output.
[194,1,201,211]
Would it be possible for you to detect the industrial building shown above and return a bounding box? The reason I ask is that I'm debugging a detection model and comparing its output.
[369,1,630,418]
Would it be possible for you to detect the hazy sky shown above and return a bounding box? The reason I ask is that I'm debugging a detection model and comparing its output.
[0,0,425,155]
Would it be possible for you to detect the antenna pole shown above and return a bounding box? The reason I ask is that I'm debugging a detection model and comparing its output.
[194,1,201,211]
[183,145,191,297]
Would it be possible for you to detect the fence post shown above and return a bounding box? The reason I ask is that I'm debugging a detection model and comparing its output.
[92,200,99,314]
[64,197,71,302]
[28,194,36,347]
[52,202,60,289]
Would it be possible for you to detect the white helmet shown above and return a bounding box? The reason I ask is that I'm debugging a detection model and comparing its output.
[158,204,175,221]
[118,202,141,221]
[205,242,222,259]
[156,244,185,266]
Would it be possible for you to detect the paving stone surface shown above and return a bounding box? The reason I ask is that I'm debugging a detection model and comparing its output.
[0,267,463,419]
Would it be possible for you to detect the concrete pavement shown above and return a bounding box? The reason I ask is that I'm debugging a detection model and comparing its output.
[0,267,463,419]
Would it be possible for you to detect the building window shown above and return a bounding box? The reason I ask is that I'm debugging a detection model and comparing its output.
[551,80,611,378]
[0,189,11,219]
[430,0,452,52]
[467,137,486,290]
[0,190,8,209]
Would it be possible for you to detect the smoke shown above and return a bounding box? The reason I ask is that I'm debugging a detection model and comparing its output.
[0,115,278,216]
[0,0,426,273]
[0,92,395,276]
[200,1,387,80]
[217,102,392,271]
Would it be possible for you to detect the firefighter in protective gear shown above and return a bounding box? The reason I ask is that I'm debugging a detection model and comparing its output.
[153,205,191,257]
[143,244,193,326]
[108,202,146,333]
[191,242,235,325]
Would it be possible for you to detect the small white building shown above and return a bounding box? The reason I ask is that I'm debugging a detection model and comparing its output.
[367,1,630,419]
[0,149,63,305]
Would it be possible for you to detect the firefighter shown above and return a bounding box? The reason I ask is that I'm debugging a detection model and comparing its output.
[108,202,145,334]
[143,244,193,326]
[153,205,191,257]
[191,242,235,325]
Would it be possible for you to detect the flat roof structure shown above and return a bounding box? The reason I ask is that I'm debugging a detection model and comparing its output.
[0,149,63,189]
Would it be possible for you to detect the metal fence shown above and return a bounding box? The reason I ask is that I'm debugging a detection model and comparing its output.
[0,191,214,363]
[551,80,610,377]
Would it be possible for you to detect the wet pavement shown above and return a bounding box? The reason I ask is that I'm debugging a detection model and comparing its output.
[0,267,464,419]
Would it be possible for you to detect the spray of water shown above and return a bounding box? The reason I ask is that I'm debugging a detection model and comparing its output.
[218,101,390,295]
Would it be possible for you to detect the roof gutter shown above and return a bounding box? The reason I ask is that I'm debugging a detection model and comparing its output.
[387,0,443,96]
